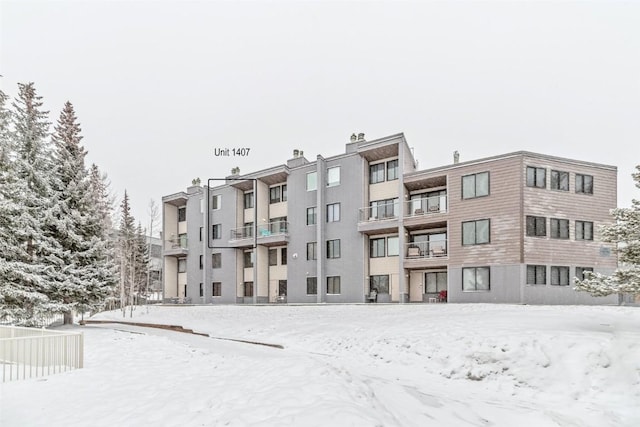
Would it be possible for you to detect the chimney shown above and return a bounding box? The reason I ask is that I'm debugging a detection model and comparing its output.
[350,133,357,142]
[453,151,460,164]
[357,133,365,141]
[231,167,240,175]
[299,150,304,157]
[293,149,300,158]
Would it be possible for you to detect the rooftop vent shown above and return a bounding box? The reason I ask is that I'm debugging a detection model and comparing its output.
[350,133,357,142]
[453,151,460,164]
[231,167,240,175]
[357,133,365,141]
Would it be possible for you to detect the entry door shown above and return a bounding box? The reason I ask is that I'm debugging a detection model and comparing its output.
[278,280,287,296]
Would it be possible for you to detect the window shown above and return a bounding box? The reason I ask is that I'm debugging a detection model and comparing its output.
[425,272,447,294]
[387,236,399,256]
[199,283,203,297]
[551,266,570,286]
[327,276,341,294]
[575,221,594,240]
[327,203,340,222]
[369,163,385,184]
[327,239,341,259]
[212,194,221,210]
[243,282,253,297]
[178,258,186,273]
[243,251,253,268]
[462,172,489,199]
[369,199,398,219]
[282,185,287,202]
[306,172,317,191]
[370,238,385,258]
[212,282,221,297]
[575,267,593,281]
[178,206,186,222]
[178,233,187,247]
[576,174,593,194]
[386,160,398,181]
[307,242,317,260]
[550,218,569,239]
[327,167,340,187]
[462,219,490,245]
[269,248,277,266]
[244,192,254,209]
[244,222,254,238]
[370,275,389,294]
[550,170,569,191]
[199,255,203,270]
[526,216,546,237]
[199,227,203,242]
[281,248,287,265]
[212,224,221,239]
[270,186,281,204]
[462,267,490,291]
[212,253,221,268]
[526,265,546,285]
[307,207,317,225]
[306,277,317,295]
[526,166,546,188]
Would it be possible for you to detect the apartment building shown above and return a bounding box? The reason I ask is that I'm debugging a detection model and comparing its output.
[162,133,618,305]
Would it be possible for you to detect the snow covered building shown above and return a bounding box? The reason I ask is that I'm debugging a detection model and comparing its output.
[162,133,618,305]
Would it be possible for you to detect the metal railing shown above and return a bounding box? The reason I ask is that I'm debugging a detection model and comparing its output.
[230,221,289,240]
[405,241,448,259]
[406,194,448,216]
[359,201,399,222]
[1,326,84,382]
[230,225,254,240]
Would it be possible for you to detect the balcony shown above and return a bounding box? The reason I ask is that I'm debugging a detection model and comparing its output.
[406,194,447,217]
[164,235,188,256]
[229,221,289,247]
[358,202,400,234]
[404,241,448,267]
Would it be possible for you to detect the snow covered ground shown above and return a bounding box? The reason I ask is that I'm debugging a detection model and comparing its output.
[1,304,639,427]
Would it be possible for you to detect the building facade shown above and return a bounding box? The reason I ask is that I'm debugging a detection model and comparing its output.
[162,133,618,305]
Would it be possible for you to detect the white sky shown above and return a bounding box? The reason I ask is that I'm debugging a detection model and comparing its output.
[2,1,639,226]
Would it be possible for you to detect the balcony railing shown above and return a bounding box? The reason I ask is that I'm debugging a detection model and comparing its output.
[165,235,188,249]
[405,241,448,259]
[230,221,289,241]
[359,202,399,222]
[406,195,448,217]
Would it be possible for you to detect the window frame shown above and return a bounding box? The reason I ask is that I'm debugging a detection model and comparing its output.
[307,242,317,260]
[575,174,594,195]
[462,219,490,245]
[269,186,281,204]
[370,237,386,258]
[526,265,547,285]
[461,172,489,199]
[386,159,399,181]
[526,166,546,188]
[550,218,570,239]
[575,220,594,240]
[177,258,187,273]
[306,171,317,191]
[243,251,253,268]
[327,239,341,259]
[550,170,569,191]
[526,216,547,237]
[243,282,254,297]
[425,272,447,294]
[326,202,341,223]
[306,277,317,295]
[370,275,390,294]
[211,194,221,210]
[212,282,221,297]
[387,236,399,257]
[268,248,278,266]
[369,163,385,184]
[327,276,341,294]
[212,253,221,269]
[575,267,594,281]
[462,266,490,292]
[327,166,340,187]
[551,266,570,286]
[244,192,254,209]
[281,248,287,265]
[307,207,317,225]
[178,206,186,222]
[212,224,221,240]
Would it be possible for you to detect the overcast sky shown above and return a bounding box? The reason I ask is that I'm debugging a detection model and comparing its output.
[2,0,639,230]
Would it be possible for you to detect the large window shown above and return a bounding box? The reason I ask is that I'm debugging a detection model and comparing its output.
[243,251,253,268]
[306,172,317,191]
[211,194,221,210]
[212,282,221,297]
[327,239,341,259]
[370,238,385,258]
[550,170,569,191]
[526,265,546,285]
[526,166,546,188]
[327,203,340,222]
[387,236,399,256]
[462,219,490,245]
[212,224,221,239]
[270,186,281,204]
[550,218,569,239]
[369,163,385,184]
[370,275,389,294]
[551,266,570,286]
[212,253,221,268]
[244,192,254,209]
[462,267,490,291]
[307,207,317,225]
[327,167,340,187]
[526,216,546,237]
[269,249,278,266]
[307,242,317,260]
[307,277,317,295]
[425,272,447,294]
[327,276,341,294]
[576,174,593,194]
[178,258,186,273]
[243,282,253,297]
[387,160,398,181]
[576,220,594,240]
[462,172,489,199]
[178,206,186,222]
[575,267,593,281]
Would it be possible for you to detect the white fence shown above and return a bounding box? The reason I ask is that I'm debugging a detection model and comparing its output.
[0,326,84,382]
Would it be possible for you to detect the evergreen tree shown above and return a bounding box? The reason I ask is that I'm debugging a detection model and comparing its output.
[575,166,640,297]
[117,191,136,314]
